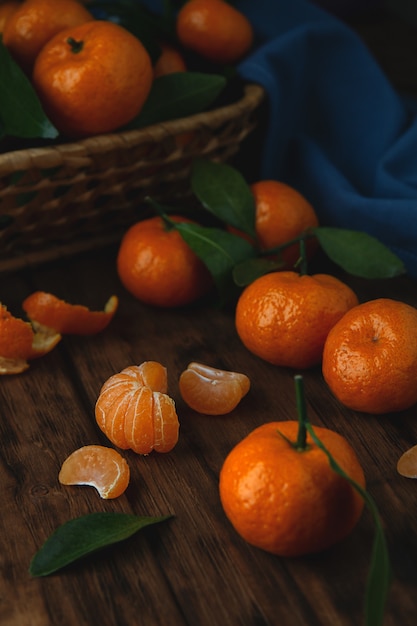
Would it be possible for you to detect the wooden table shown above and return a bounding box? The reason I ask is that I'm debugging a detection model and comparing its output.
[1,244,417,626]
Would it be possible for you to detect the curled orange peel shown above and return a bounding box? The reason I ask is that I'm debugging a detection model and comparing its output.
[22,292,119,335]
[0,303,61,374]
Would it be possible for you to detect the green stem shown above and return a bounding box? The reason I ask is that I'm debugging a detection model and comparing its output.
[67,37,84,54]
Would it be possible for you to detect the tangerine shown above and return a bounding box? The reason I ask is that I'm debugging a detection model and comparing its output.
[22,291,118,335]
[219,419,365,556]
[249,180,319,268]
[59,444,130,499]
[153,41,187,78]
[176,0,253,65]
[3,0,93,74]
[235,271,359,369]
[117,215,212,308]
[32,20,153,137]
[179,362,250,415]
[322,298,417,414]
[0,1,20,35]
[95,361,179,455]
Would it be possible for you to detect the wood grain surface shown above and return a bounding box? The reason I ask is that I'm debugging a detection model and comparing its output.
[0,244,416,626]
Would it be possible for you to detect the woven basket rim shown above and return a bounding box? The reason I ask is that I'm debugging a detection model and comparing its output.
[0,83,265,173]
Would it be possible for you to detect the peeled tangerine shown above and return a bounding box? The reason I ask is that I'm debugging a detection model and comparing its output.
[95,361,179,455]
[179,362,250,415]
[59,445,130,499]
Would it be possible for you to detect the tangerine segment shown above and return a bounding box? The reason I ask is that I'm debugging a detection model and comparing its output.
[95,362,179,455]
[59,445,130,499]
[22,292,118,335]
[219,421,365,557]
[179,362,250,415]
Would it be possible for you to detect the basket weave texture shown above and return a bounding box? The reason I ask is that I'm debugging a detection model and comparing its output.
[0,83,264,273]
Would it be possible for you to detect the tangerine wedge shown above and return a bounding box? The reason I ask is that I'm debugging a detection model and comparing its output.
[179,362,250,415]
[22,292,118,335]
[95,361,179,455]
[0,303,61,374]
[59,445,130,499]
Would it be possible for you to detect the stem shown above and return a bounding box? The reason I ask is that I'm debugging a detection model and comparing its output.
[297,237,308,276]
[294,375,308,450]
[67,37,84,54]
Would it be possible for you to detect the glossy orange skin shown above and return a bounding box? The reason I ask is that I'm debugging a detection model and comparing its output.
[3,0,93,74]
[176,0,253,64]
[235,271,359,369]
[219,421,365,556]
[117,215,212,308]
[323,298,417,414]
[0,1,20,35]
[32,20,153,138]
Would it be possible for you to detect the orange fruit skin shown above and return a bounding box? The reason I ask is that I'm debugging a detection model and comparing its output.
[153,42,187,78]
[3,0,93,74]
[95,362,180,455]
[250,180,319,268]
[322,298,417,415]
[219,421,365,557]
[179,362,250,415]
[176,0,253,65]
[117,216,212,308]
[32,20,153,138]
[0,1,20,35]
[22,291,118,335]
[235,271,359,369]
[59,444,130,499]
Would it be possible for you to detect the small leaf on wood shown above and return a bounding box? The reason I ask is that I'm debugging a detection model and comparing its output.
[315,227,405,279]
[0,40,58,140]
[29,512,172,577]
[191,159,256,238]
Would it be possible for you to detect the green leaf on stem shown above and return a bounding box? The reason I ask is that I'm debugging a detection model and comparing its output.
[29,512,172,577]
[191,158,256,238]
[232,256,284,286]
[129,73,227,129]
[315,227,405,279]
[0,39,58,140]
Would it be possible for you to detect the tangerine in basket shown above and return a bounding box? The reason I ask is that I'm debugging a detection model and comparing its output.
[235,271,359,369]
[22,291,118,335]
[179,362,250,415]
[3,0,93,74]
[153,41,187,78]
[322,298,417,414]
[219,376,366,556]
[176,0,253,65]
[59,444,130,499]
[95,361,180,455]
[117,215,212,308]
[32,20,153,138]
[0,303,61,374]
[0,1,20,35]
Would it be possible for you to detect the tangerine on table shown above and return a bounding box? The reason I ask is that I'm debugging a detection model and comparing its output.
[322,298,417,414]
[176,0,253,65]
[95,361,180,455]
[219,420,365,556]
[22,291,118,335]
[235,271,359,369]
[179,362,250,415]
[0,1,20,35]
[59,445,130,499]
[117,215,212,308]
[3,0,93,74]
[32,20,153,138]
[250,180,319,268]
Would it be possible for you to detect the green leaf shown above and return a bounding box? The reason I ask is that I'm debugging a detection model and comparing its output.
[0,39,58,140]
[174,221,255,297]
[315,227,405,279]
[130,73,227,129]
[191,159,256,238]
[29,512,172,577]
[233,257,284,286]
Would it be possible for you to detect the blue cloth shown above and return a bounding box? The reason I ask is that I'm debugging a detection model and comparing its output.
[235,0,417,278]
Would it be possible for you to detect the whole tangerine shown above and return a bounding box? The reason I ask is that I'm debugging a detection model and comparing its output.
[117,215,212,308]
[32,20,153,138]
[3,0,93,74]
[322,298,417,414]
[219,419,365,556]
[235,271,359,369]
[176,0,253,65]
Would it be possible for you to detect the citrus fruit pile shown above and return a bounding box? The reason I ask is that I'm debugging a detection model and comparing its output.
[1,0,254,139]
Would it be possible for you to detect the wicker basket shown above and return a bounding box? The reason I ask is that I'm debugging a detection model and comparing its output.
[0,83,264,273]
